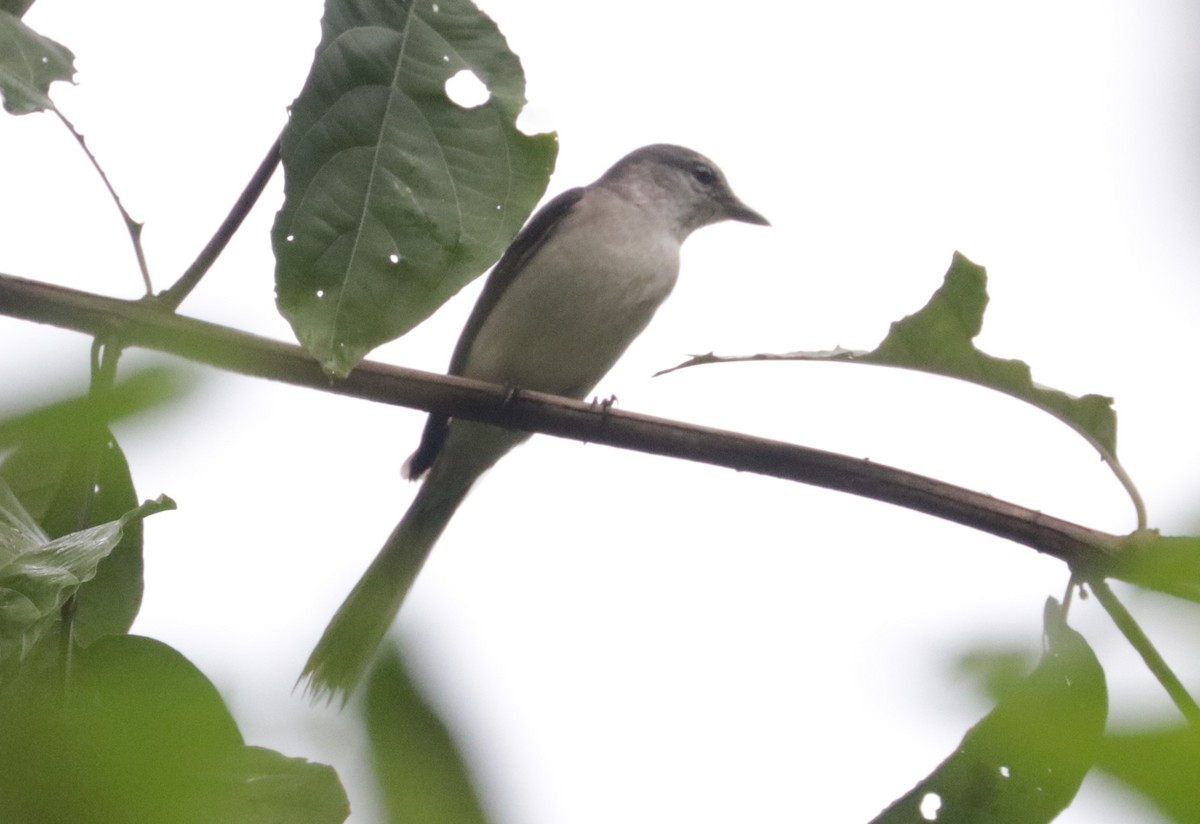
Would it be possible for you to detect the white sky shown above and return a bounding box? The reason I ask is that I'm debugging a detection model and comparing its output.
[3,1,1200,822]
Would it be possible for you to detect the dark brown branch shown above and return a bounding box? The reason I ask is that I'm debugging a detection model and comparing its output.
[0,270,1128,573]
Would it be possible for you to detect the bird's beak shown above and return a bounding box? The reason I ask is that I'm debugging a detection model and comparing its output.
[723,196,770,227]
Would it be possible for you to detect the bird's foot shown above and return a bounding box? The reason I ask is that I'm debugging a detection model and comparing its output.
[590,394,619,418]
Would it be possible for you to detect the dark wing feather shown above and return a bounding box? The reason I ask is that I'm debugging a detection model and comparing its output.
[405,187,587,479]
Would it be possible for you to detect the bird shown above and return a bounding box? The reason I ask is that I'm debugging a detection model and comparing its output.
[301,143,769,701]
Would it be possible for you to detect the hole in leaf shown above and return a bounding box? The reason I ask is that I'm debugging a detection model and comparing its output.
[919,792,941,820]
[388,253,401,264]
[445,70,489,109]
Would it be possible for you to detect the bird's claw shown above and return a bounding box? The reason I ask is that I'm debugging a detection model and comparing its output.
[590,394,619,417]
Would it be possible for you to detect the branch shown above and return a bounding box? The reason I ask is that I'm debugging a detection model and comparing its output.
[0,270,1129,574]
[155,136,283,312]
[53,109,153,294]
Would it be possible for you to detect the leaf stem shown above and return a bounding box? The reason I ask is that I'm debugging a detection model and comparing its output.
[74,336,121,530]
[1103,454,1147,531]
[52,108,153,295]
[56,336,124,687]
[1088,577,1200,725]
[155,135,282,312]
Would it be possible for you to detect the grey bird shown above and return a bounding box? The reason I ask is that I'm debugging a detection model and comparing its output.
[301,144,769,700]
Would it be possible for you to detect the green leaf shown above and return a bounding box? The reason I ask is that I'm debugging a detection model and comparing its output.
[274,0,558,376]
[0,635,350,823]
[207,747,351,824]
[1104,531,1200,603]
[0,10,74,115]
[953,644,1039,703]
[0,0,35,17]
[859,253,1117,456]
[0,479,172,671]
[363,640,493,824]
[657,253,1135,509]
[0,365,192,451]
[0,367,194,647]
[665,253,1118,458]
[871,599,1107,824]
[1,428,145,646]
[1098,725,1200,823]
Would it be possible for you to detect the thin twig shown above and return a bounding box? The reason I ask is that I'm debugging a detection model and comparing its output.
[1088,577,1200,725]
[52,108,153,295]
[155,135,283,312]
[658,352,1149,530]
[1061,574,1078,614]
[1105,456,1147,531]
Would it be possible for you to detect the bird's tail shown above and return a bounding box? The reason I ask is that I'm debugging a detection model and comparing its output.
[299,471,472,704]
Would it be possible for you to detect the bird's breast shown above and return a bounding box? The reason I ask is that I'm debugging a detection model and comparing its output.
[462,194,682,398]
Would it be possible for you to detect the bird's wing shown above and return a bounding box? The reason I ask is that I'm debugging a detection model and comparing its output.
[404,186,587,479]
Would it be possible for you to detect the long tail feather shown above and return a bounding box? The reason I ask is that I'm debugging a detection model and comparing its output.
[299,475,471,704]
[303,421,526,703]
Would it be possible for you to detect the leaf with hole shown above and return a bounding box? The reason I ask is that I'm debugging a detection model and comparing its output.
[870,599,1106,824]
[273,0,558,376]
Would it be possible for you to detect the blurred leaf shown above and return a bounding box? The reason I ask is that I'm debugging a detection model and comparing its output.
[1104,531,1200,604]
[871,599,1107,823]
[207,747,350,824]
[273,0,558,376]
[0,367,194,648]
[0,480,172,673]
[0,365,192,450]
[0,0,35,17]
[2,429,144,646]
[364,641,492,824]
[0,635,350,823]
[953,644,1039,703]
[658,252,1118,460]
[0,9,74,114]
[1098,725,1200,823]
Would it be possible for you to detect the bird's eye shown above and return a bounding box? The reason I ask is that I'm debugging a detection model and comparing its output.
[691,164,717,186]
